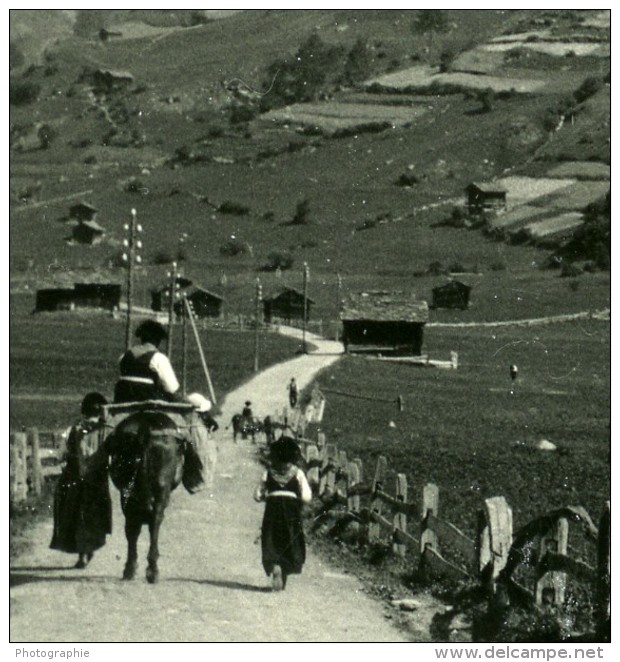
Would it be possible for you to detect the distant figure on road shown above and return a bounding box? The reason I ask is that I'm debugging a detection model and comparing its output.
[288,378,298,409]
[510,364,519,382]
[254,436,312,591]
[242,400,253,420]
[50,392,112,569]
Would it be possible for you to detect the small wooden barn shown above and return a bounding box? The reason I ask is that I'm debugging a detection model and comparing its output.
[92,68,134,94]
[263,287,314,324]
[431,280,472,310]
[173,286,224,319]
[68,219,106,245]
[151,276,193,312]
[35,283,121,312]
[69,202,98,222]
[465,182,507,215]
[341,292,429,356]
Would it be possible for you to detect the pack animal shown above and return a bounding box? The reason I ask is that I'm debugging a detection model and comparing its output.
[230,413,263,442]
[107,411,185,583]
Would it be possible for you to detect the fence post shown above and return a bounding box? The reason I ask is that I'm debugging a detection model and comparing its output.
[348,458,363,515]
[320,443,337,496]
[53,430,67,456]
[420,483,439,558]
[393,473,408,557]
[368,456,387,543]
[28,427,42,497]
[306,445,320,490]
[10,432,28,502]
[595,501,611,640]
[535,517,569,607]
[477,496,513,598]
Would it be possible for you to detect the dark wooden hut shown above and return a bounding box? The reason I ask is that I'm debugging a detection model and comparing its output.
[263,287,314,324]
[341,292,429,355]
[174,286,224,319]
[35,288,76,312]
[68,219,106,245]
[431,280,472,310]
[69,202,98,222]
[465,182,507,215]
[73,283,121,310]
[151,276,193,312]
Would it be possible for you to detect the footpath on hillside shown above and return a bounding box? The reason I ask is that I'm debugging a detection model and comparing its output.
[10,329,434,643]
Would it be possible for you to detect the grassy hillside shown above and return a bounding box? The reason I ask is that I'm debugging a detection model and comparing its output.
[10,9,610,320]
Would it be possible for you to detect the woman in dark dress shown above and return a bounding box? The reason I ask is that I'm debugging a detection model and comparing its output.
[50,392,112,568]
[254,437,312,591]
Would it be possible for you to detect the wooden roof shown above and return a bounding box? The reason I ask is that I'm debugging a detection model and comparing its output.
[264,287,315,304]
[341,292,429,323]
[186,286,224,301]
[465,182,507,194]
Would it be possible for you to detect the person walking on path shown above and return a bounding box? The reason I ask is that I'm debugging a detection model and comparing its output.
[254,436,311,591]
[288,377,298,409]
[50,392,112,569]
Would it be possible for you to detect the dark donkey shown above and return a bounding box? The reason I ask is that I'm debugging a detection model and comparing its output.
[107,409,186,583]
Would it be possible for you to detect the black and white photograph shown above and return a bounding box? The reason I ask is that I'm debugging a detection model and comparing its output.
[9,4,611,652]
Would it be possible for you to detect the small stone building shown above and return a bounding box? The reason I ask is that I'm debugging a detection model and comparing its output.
[341,292,429,356]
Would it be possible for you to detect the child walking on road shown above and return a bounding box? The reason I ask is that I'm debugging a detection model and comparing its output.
[254,436,312,591]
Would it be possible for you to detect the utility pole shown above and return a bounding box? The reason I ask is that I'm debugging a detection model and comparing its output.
[254,278,262,372]
[302,262,309,354]
[166,261,178,356]
[181,296,188,397]
[335,272,342,341]
[123,208,142,350]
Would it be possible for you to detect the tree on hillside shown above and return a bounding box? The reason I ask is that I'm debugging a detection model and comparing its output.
[260,33,343,111]
[412,10,449,35]
[343,38,372,85]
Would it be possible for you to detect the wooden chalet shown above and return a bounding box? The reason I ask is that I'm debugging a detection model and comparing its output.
[465,182,507,215]
[68,219,106,245]
[263,287,314,324]
[35,282,121,312]
[151,276,193,312]
[69,202,98,222]
[92,68,134,94]
[341,292,429,356]
[173,286,224,319]
[431,280,472,310]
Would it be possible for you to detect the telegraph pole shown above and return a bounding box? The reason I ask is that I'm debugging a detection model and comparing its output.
[254,278,262,372]
[335,272,342,341]
[181,295,188,397]
[302,262,309,354]
[166,261,178,356]
[123,208,142,350]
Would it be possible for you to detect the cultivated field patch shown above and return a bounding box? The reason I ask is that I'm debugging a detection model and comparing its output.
[486,204,551,232]
[495,176,576,207]
[260,102,427,133]
[482,41,608,57]
[366,67,547,94]
[545,161,610,180]
[521,211,584,241]
[528,180,610,210]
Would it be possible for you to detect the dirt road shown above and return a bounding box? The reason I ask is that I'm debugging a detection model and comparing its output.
[10,330,418,643]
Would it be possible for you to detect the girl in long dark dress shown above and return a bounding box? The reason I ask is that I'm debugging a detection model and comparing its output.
[50,393,112,568]
[254,437,312,591]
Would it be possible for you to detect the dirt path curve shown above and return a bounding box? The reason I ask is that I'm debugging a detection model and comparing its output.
[10,330,416,643]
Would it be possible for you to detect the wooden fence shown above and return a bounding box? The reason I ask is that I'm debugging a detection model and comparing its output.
[271,415,610,636]
[10,428,66,502]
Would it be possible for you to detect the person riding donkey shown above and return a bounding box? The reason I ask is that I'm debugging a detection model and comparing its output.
[112,319,206,494]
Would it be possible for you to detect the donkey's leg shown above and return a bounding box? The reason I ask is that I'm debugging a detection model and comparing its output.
[123,516,141,580]
[146,497,167,584]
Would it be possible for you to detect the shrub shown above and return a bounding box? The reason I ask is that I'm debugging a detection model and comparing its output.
[153,251,175,265]
[262,251,294,272]
[573,76,604,103]
[9,80,41,106]
[489,259,507,271]
[427,261,445,276]
[448,261,466,273]
[290,197,311,225]
[561,263,583,278]
[343,38,372,84]
[37,124,57,149]
[395,172,420,187]
[229,102,258,125]
[219,238,251,257]
[478,87,496,113]
[219,200,250,216]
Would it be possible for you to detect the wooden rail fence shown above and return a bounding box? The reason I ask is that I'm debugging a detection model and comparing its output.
[10,428,66,502]
[271,415,609,635]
